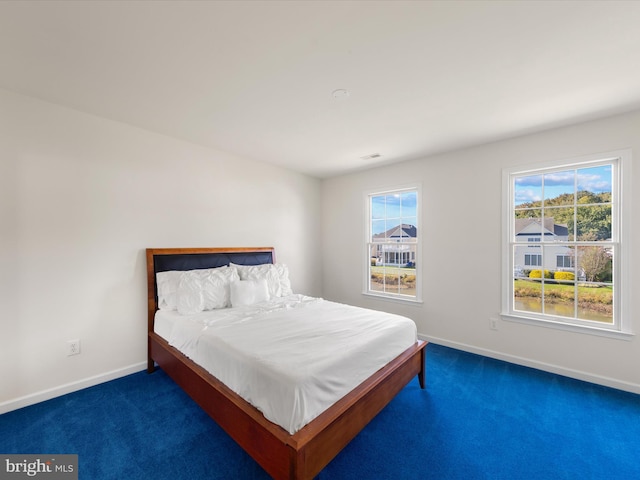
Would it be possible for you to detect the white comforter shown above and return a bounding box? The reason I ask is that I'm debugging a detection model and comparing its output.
[155,295,417,434]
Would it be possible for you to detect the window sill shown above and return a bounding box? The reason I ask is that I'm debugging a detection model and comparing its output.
[501,312,634,340]
[363,291,423,306]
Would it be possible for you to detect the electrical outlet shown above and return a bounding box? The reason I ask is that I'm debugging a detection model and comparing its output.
[67,339,81,356]
[489,318,498,331]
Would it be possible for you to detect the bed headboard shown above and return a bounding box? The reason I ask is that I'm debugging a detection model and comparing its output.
[146,247,275,335]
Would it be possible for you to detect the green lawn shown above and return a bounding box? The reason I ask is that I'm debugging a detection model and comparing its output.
[514,279,612,304]
[370,265,416,276]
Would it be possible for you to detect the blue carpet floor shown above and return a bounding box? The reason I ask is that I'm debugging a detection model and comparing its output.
[1,344,639,479]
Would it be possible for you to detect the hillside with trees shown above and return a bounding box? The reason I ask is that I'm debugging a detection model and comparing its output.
[515,191,611,241]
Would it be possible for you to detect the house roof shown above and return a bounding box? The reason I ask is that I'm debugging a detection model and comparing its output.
[373,224,417,240]
[515,218,568,237]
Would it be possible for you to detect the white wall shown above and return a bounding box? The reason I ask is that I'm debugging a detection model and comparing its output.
[0,89,322,412]
[322,109,640,393]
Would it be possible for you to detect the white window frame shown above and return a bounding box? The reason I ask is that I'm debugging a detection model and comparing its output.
[364,184,422,304]
[501,150,633,339]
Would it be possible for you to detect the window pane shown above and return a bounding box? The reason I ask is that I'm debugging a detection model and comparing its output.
[577,165,612,195]
[544,169,575,207]
[577,244,613,323]
[577,245,613,283]
[401,268,416,296]
[370,243,382,293]
[514,215,543,242]
[514,244,542,313]
[576,204,611,241]
[514,174,542,208]
[544,207,574,241]
[382,267,400,294]
[546,286,575,319]
[577,283,613,324]
[371,220,386,241]
[400,220,417,243]
[544,244,576,318]
[371,195,386,220]
[576,165,612,242]
[370,244,381,267]
[384,194,402,219]
[400,191,417,215]
[556,247,576,271]
[514,245,526,273]
[573,246,613,321]
[370,267,385,293]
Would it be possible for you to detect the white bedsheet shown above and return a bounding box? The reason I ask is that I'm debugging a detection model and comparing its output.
[154,294,417,434]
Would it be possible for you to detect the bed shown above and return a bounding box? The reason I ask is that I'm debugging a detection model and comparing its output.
[146,247,427,480]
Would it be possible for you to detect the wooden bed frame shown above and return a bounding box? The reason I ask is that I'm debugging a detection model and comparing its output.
[146,247,426,480]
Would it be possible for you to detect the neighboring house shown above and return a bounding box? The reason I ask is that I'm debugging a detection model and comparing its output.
[514,217,573,274]
[371,224,417,266]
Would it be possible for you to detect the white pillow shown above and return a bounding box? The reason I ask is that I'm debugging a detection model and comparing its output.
[273,263,293,296]
[231,263,292,298]
[176,270,204,315]
[200,266,240,310]
[156,270,183,310]
[230,279,270,307]
[232,263,270,280]
[160,266,240,313]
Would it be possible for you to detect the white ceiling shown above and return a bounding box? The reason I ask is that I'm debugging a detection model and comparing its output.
[2,1,640,178]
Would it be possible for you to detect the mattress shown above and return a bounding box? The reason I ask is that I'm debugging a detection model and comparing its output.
[154,294,417,434]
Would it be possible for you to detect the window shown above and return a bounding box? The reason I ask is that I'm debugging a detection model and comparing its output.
[524,254,542,266]
[365,186,420,301]
[503,150,632,337]
[556,255,574,269]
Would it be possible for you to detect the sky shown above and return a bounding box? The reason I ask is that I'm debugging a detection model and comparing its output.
[514,164,612,205]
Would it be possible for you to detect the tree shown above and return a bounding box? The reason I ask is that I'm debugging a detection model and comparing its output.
[580,246,611,283]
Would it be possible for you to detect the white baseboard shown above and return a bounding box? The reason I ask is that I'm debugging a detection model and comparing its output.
[0,362,147,415]
[3,339,638,416]
[420,334,640,395]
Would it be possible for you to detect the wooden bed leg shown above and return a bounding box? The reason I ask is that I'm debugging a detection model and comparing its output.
[418,343,427,389]
[147,339,156,373]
